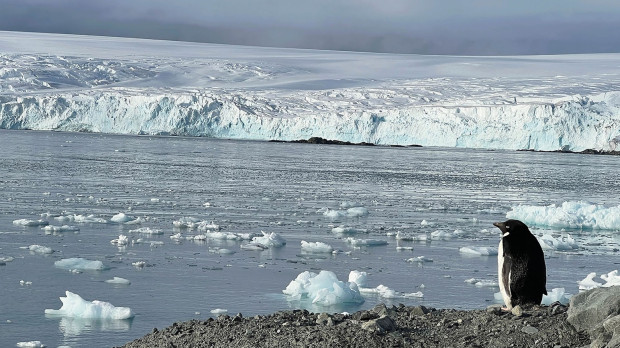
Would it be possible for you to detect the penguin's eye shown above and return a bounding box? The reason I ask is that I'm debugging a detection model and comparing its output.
[506,225,510,229]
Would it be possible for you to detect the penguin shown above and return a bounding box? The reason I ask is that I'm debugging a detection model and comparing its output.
[494,219,547,309]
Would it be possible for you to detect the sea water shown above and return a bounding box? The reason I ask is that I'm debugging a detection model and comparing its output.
[0,130,618,347]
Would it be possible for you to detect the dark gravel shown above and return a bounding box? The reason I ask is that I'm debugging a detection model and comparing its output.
[120,302,589,348]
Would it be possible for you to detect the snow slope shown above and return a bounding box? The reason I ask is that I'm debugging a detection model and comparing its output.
[1,31,620,151]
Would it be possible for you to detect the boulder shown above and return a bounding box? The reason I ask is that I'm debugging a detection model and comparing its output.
[567,286,620,347]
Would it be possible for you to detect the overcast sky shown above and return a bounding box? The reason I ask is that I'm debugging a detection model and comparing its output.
[1,0,620,55]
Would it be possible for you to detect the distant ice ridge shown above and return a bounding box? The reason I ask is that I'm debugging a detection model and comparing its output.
[45,291,134,319]
[507,201,620,230]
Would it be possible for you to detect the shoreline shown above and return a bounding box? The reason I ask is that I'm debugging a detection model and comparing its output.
[119,286,620,348]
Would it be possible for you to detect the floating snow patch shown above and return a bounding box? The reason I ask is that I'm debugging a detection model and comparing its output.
[128,227,163,235]
[345,237,387,246]
[42,225,79,233]
[407,256,433,263]
[283,270,364,306]
[331,226,367,234]
[301,241,334,253]
[28,245,54,254]
[45,291,134,319]
[464,278,499,287]
[105,277,131,285]
[459,246,498,256]
[54,258,105,271]
[359,285,424,299]
[110,235,129,246]
[541,288,571,306]
[348,270,368,287]
[16,341,45,348]
[506,201,620,230]
[536,233,579,252]
[13,219,49,227]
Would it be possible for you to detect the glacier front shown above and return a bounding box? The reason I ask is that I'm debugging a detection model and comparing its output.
[1,31,620,151]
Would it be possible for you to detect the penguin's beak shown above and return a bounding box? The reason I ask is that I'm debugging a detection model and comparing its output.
[493,221,507,233]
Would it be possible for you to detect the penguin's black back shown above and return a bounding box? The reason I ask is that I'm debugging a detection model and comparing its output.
[502,220,547,306]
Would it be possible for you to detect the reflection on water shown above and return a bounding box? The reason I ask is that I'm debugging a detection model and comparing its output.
[49,316,133,337]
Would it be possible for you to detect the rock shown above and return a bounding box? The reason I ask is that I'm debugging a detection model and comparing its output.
[411,305,431,317]
[486,305,503,315]
[316,313,334,326]
[521,325,539,334]
[511,305,524,317]
[360,315,397,334]
[371,303,397,317]
[567,286,620,348]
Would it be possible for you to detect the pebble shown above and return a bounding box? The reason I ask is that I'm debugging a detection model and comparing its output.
[521,325,539,334]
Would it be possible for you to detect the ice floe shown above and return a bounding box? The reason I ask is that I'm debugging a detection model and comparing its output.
[54,258,105,271]
[16,341,45,348]
[459,246,498,256]
[301,241,334,253]
[464,278,499,287]
[110,235,129,246]
[210,308,228,315]
[42,225,80,233]
[243,231,286,249]
[45,291,134,319]
[55,214,107,224]
[127,227,163,235]
[541,288,571,306]
[579,270,620,290]
[506,201,620,230]
[345,237,387,247]
[283,270,365,306]
[331,226,367,234]
[348,270,368,287]
[27,245,54,254]
[407,256,433,263]
[319,206,369,219]
[536,233,579,252]
[348,270,423,299]
[13,219,49,227]
[105,277,131,285]
[110,213,142,224]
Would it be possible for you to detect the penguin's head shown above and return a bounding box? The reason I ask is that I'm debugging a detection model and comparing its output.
[493,219,529,238]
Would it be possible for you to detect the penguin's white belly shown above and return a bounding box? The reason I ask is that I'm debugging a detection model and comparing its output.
[498,239,512,309]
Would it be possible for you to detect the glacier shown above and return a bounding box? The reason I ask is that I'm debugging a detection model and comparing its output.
[1,31,620,151]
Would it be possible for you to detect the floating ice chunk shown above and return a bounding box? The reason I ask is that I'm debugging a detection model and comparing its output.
[507,201,620,230]
[359,284,424,299]
[346,207,369,217]
[110,235,129,246]
[28,245,54,254]
[240,243,268,251]
[536,233,578,251]
[578,272,603,290]
[193,234,207,241]
[197,221,220,231]
[340,201,363,209]
[110,213,132,223]
[0,256,15,263]
[42,225,79,233]
[459,246,498,256]
[105,277,131,285]
[170,233,183,240]
[395,232,415,241]
[541,288,571,305]
[421,220,430,226]
[283,270,364,306]
[54,258,105,271]
[209,247,236,255]
[245,231,286,248]
[13,219,49,227]
[205,231,253,240]
[348,270,368,287]
[149,241,164,247]
[128,227,163,235]
[20,280,33,286]
[173,217,202,229]
[45,291,134,319]
[56,214,107,224]
[464,278,498,287]
[331,226,366,234]
[430,230,454,240]
[345,238,387,246]
[210,308,228,315]
[322,208,346,219]
[601,270,620,287]
[407,256,433,263]
[132,261,146,268]
[301,241,334,253]
[16,341,45,348]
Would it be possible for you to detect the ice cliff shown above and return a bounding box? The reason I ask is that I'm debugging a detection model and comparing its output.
[1,31,620,151]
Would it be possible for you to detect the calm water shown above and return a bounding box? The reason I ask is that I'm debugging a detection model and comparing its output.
[0,130,618,347]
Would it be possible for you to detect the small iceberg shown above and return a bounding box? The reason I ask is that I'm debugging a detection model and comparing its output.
[105,277,131,285]
[301,241,334,253]
[54,258,105,271]
[13,219,49,227]
[45,291,134,319]
[283,270,364,306]
[345,237,387,247]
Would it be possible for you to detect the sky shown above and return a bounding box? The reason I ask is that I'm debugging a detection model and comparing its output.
[1,0,620,55]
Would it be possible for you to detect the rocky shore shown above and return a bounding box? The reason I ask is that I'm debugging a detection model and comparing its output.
[121,287,620,348]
